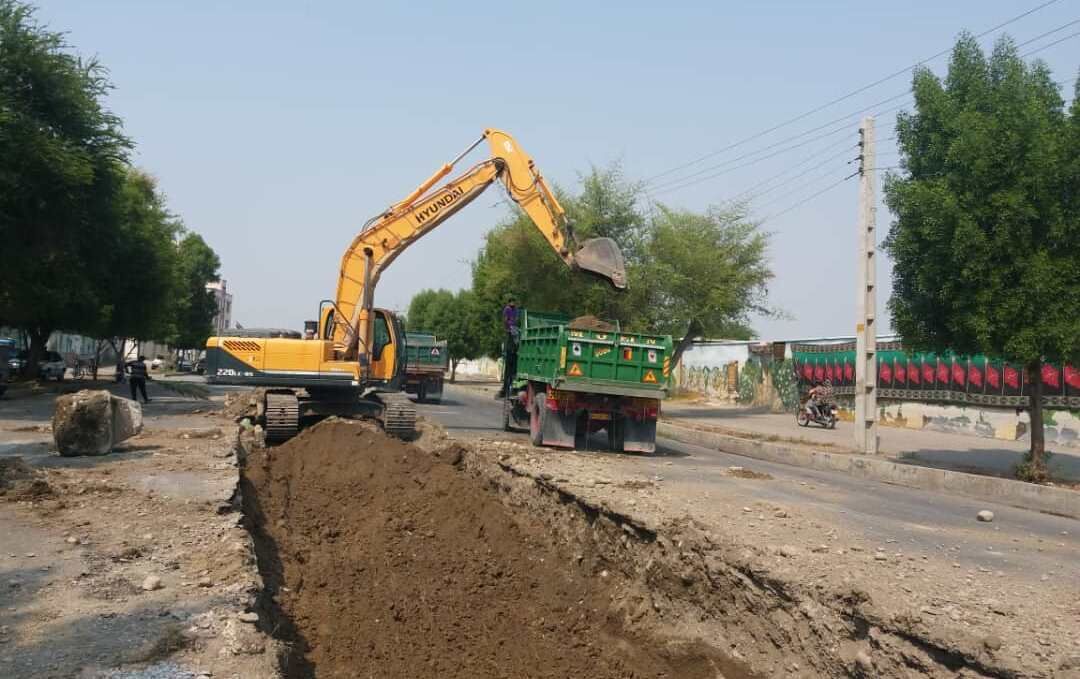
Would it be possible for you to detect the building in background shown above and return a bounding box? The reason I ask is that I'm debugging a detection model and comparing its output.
[206,280,233,333]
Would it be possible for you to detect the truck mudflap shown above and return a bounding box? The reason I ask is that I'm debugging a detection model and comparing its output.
[540,409,577,449]
[621,416,657,454]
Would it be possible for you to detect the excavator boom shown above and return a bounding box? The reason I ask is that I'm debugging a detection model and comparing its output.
[333,129,626,357]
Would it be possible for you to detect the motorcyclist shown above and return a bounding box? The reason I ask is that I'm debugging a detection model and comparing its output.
[806,379,831,420]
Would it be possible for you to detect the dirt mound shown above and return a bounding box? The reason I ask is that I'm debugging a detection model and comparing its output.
[568,314,617,332]
[0,457,52,499]
[242,420,722,679]
[222,390,261,420]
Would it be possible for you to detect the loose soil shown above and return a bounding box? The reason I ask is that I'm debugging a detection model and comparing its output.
[568,315,618,332]
[242,419,736,679]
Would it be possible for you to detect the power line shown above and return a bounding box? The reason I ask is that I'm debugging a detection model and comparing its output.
[753,167,854,212]
[1016,17,1080,49]
[650,122,853,195]
[735,145,857,205]
[644,90,911,191]
[645,17,1074,197]
[1021,28,1080,56]
[642,0,1062,186]
[648,120,852,192]
[760,176,855,224]
[724,138,856,204]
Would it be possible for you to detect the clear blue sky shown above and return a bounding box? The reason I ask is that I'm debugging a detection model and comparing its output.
[39,1,1078,339]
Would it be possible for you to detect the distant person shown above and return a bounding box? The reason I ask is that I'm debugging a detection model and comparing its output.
[126,355,151,404]
[806,379,831,420]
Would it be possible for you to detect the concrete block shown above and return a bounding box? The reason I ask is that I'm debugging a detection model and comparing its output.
[53,390,113,456]
[110,395,143,443]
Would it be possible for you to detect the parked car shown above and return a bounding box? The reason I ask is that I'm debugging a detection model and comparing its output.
[0,339,12,396]
[8,349,27,376]
[151,357,165,370]
[194,357,206,375]
[38,351,66,381]
[177,358,193,372]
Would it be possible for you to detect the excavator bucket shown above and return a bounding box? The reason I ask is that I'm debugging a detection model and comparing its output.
[574,237,627,290]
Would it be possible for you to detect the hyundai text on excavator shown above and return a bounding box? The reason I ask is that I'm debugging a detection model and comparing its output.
[205,129,627,442]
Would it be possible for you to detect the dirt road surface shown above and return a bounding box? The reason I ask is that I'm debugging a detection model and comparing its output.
[0,382,278,678]
[6,377,1079,677]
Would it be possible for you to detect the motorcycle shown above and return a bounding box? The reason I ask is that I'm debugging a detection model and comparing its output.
[797,398,838,429]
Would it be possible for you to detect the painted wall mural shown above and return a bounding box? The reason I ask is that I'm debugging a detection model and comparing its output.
[792,341,1080,409]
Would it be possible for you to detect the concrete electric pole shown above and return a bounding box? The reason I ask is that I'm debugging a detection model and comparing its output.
[854,117,879,455]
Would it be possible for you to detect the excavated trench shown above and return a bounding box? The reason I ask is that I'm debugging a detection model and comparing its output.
[240,419,1003,679]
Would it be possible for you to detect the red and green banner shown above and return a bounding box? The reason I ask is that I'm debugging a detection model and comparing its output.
[792,341,1080,408]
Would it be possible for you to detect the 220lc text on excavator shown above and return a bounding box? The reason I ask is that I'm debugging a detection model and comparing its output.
[205,129,627,442]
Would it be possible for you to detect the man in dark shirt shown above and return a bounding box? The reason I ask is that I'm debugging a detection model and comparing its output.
[126,355,151,403]
[497,298,519,398]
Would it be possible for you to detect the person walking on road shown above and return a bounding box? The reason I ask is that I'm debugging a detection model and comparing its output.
[126,355,151,403]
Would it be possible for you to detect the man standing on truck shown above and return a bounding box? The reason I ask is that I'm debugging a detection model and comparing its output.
[497,298,519,398]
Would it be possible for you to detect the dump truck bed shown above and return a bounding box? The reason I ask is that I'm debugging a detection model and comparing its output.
[404,333,448,373]
[514,311,672,398]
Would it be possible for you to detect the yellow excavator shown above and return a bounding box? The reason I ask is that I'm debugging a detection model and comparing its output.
[205,129,627,442]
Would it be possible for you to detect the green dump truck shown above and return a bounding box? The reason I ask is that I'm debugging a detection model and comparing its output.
[502,311,672,453]
[404,332,448,403]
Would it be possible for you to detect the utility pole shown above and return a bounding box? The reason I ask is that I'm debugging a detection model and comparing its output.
[854,117,878,455]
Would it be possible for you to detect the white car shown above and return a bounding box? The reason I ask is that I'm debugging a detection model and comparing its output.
[38,351,66,381]
[151,357,164,370]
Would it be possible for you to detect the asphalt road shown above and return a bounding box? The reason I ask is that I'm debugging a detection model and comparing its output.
[416,383,1079,588]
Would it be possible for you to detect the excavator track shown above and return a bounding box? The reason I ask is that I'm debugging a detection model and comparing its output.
[264,392,300,443]
[380,395,417,440]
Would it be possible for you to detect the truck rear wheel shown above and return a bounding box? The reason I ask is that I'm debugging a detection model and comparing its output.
[529,393,546,447]
[607,417,625,453]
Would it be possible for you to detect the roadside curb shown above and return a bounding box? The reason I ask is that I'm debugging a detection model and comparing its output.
[658,420,1080,519]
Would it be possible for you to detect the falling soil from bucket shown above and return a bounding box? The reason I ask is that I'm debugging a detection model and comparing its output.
[241,420,735,679]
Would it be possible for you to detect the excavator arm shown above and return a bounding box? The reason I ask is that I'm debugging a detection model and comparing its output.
[331,128,627,360]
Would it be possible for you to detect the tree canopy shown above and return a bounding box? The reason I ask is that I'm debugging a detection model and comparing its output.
[407,288,484,381]
[169,233,221,351]
[883,34,1079,479]
[0,0,221,371]
[0,0,130,364]
[467,165,775,355]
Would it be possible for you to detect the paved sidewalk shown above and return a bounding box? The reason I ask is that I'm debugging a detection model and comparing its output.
[663,401,1080,483]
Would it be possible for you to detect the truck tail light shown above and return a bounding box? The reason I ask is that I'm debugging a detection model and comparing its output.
[645,405,658,419]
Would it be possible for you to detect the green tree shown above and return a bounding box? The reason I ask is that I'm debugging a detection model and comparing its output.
[94,169,183,347]
[169,233,221,351]
[636,205,773,338]
[471,165,775,353]
[883,35,1079,481]
[0,0,130,373]
[407,288,484,381]
[471,166,649,355]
